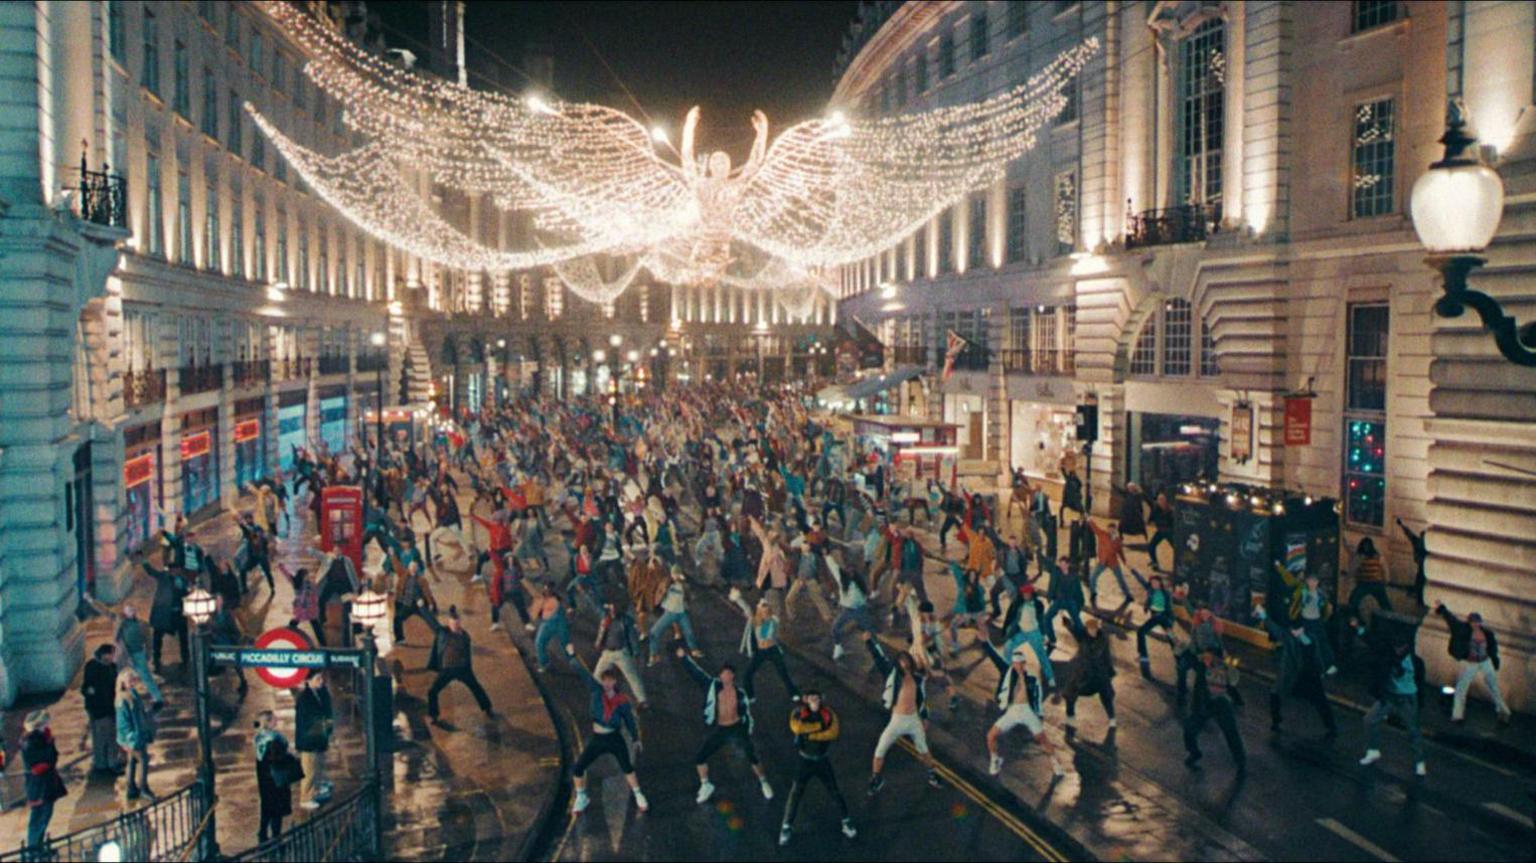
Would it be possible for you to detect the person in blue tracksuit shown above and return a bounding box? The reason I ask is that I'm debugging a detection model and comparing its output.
[569,659,649,815]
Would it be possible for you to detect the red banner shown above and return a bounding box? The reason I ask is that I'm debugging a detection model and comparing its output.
[180,430,211,460]
[124,453,155,488]
[1284,397,1312,446]
[233,419,261,443]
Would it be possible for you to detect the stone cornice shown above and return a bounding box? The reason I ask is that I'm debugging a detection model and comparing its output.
[832,2,960,105]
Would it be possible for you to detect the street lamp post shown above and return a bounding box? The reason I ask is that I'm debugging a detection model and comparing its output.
[351,589,387,858]
[181,587,219,860]
[1411,101,1535,366]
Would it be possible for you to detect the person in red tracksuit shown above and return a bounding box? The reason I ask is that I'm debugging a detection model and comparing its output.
[471,511,513,587]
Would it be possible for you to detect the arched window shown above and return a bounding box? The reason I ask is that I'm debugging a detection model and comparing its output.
[1130,316,1158,375]
[1200,316,1220,376]
[1163,299,1192,376]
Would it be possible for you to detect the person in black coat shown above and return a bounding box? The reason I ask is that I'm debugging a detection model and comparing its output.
[294,677,335,807]
[141,560,189,674]
[81,644,122,775]
[21,710,68,851]
[254,710,295,843]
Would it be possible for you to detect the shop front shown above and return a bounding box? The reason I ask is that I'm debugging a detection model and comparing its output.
[278,389,308,472]
[180,408,220,514]
[1007,378,1078,482]
[850,414,961,487]
[1125,412,1220,493]
[123,422,162,553]
[233,397,266,488]
[319,388,348,456]
[942,392,987,460]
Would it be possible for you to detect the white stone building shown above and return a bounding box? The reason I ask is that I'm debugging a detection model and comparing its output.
[835,0,1536,710]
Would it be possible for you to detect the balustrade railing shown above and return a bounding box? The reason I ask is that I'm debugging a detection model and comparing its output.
[1125,203,1220,249]
[76,156,128,229]
[178,363,223,396]
[124,367,167,408]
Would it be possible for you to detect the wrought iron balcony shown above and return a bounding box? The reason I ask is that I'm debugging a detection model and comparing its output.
[950,345,990,371]
[356,352,388,373]
[178,362,223,396]
[76,156,127,229]
[318,354,350,375]
[123,367,165,409]
[1125,203,1220,249]
[232,359,270,389]
[1001,348,1076,376]
[891,345,929,367]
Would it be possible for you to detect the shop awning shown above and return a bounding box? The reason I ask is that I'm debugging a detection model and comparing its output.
[845,365,924,401]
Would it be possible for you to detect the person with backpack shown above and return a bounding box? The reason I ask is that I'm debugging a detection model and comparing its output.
[1437,602,1512,726]
[254,710,297,843]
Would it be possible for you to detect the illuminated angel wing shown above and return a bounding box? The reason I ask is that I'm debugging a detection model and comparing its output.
[734,39,1099,269]
[260,1,689,248]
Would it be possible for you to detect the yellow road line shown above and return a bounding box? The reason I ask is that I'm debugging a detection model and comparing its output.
[896,739,1068,863]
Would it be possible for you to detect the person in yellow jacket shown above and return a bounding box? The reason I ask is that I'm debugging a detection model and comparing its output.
[779,690,857,846]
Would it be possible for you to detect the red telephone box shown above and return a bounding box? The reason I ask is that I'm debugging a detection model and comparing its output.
[320,485,364,575]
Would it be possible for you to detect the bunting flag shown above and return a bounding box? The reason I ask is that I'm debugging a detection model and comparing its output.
[941,329,969,382]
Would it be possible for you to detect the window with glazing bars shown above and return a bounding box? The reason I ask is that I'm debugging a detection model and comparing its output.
[275,214,288,282]
[230,199,244,278]
[229,90,242,154]
[253,205,266,280]
[204,169,220,271]
[1054,171,1076,255]
[1351,97,1395,218]
[1034,307,1058,373]
[174,41,189,115]
[142,9,160,95]
[1177,19,1224,210]
[1130,316,1157,375]
[1006,185,1027,262]
[971,12,989,60]
[1343,303,1389,526]
[1010,307,1030,352]
[1063,304,1076,368]
[177,173,192,264]
[201,68,218,138]
[146,150,163,255]
[109,1,126,63]
[938,210,953,273]
[1163,299,1192,376]
[1352,0,1400,33]
[896,67,907,106]
[1056,77,1078,126]
[939,30,956,78]
[297,224,309,290]
[914,228,926,277]
[969,195,987,269]
[1200,317,1220,376]
[318,225,329,293]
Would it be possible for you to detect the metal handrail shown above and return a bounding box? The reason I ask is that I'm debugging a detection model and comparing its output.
[175,805,217,863]
[77,153,128,229]
[1125,202,1220,249]
[225,781,379,863]
[0,780,206,863]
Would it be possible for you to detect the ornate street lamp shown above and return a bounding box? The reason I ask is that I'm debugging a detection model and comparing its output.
[352,588,388,629]
[1411,102,1536,366]
[181,587,219,858]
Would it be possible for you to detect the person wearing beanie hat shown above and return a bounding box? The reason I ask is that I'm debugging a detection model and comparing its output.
[425,605,494,726]
[1437,601,1512,725]
[21,709,67,851]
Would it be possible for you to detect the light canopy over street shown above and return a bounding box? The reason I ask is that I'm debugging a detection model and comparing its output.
[1,2,1534,863]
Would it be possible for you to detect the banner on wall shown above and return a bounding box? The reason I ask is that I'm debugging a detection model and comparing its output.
[1230,402,1253,464]
[1283,397,1312,446]
[124,453,155,488]
[180,430,211,460]
[234,419,261,443]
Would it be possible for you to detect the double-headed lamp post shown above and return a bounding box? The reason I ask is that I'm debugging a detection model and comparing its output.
[181,587,219,859]
[1411,101,1535,366]
[369,331,387,480]
[350,587,387,857]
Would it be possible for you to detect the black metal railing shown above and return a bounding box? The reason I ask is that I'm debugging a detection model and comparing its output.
[277,357,312,381]
[891,345,928,366]
[178,363,223,396]
[355,352,388,373]
[232,359,270,389]
[125,367,167,408]
[0,780,208,863]
[317,354,350,376]
[950,345,990,371]
[1125,203,1220,249]
[1001,348,1077,376]
[226,782,379,863]
[77,157,128,229]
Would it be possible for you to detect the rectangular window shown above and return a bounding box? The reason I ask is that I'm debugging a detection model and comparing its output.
[201,68,218,138]
[274,153,285,184]
[355,241,368,299]
[230,198,244,279]
[880,82,891,114]
[297,223,310,290]
[252,132,265,171]
[337,238,348,296]
[275,212,288,283]
[1064,304,1077,371]
[968,195,987,269]
[1006,185,1027,263]
[109,0,126,63]
[228,90,243,155]
[177,172,192,264]
[173,41,190,116]
[1177,20,1225,213]
[253,204,267,281]
[318,225,329,293]
[1162,299,1192,376]
[225,5,239,49]
[1352,0,1400,33]
[294,75,306,111]
[1010,307,1030,352]
[939,30,956,78]
[146,150,163,255]
[937,210,953,274]
[272,52,285,94]
[204,169,220,271]
[970,12,989,61]
[1351,97,1396,218]
[914,228,926,278]
[1057,78,1079,126]
[1054,170,1077,255]
[913,51,928,94]
[315,90,327,125]
[141,8,160,95]
[1007,2,1028,40]
[1034,307,1058,372]
[251,31,263,78]
[1344,303,1389,527]
[895,66,907,107]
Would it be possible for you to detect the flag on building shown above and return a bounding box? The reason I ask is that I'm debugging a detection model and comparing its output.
[941,329,968,382]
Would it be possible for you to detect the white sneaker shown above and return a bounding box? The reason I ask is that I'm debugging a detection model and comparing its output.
[633,789,649,812]
[1107,718,1117,729]
[988,754,1003,776]
[572,790,590,814]
[841,818,857,839]
[760,779,775,800]
[832,644,846,660]
[1414,761,1427,777]
[779,825,792,846]
[1051,760,1067,777]
[1326,665,1338,675]
[490,622,502,631]
[301,799,321,810]
[1359,749,1382,766]
[696,780,715,804]
[524,623,536,633]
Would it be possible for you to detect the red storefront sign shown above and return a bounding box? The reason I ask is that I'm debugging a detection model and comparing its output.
[1284,397,1313,446]
[180,430,211,460]
[123,453,155,488]
[234,419,261,443]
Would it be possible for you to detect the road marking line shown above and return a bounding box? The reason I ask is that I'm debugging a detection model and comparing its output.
[1316,817,1401,862]
[898,739,1066,863]
[1482,801,1535,830]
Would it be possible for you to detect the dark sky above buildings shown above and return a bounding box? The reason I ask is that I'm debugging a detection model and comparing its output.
[370,1,860,160]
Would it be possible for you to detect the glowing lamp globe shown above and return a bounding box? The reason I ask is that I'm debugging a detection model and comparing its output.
[182,587,216,625]
[352,589,388,626]
[1411,160,1503,255]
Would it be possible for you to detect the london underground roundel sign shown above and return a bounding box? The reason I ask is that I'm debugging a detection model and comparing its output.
[253,627,316,689]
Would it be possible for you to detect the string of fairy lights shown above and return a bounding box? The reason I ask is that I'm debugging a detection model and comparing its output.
[251,1,1097,301]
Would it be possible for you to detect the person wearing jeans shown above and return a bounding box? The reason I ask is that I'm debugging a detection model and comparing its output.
[532,584,579,673]
[22,710,67,852]
[1087,520,1131,607]
[1360,637,1426,775]
[1131,570,1175,679]
[594,601,648,706]
[1437,603,1512,724]
[648,570,701,665]
[1001,583,1054,690]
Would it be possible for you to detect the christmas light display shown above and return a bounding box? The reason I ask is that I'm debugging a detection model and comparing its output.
[253,2,1096,290]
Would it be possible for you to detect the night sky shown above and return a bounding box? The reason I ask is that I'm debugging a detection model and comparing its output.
[370,1,861,160]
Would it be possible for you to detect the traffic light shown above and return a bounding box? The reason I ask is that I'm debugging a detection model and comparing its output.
[1075,402,1098,444]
